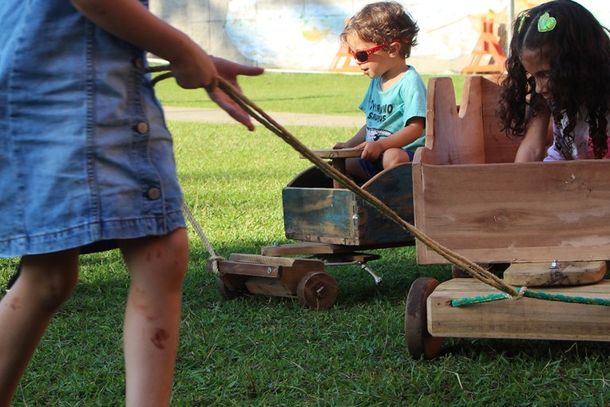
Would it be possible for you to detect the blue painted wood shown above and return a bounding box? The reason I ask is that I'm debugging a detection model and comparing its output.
[282,164,414,246]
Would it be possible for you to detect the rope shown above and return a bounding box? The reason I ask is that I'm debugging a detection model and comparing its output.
[147,67,223,275]
[215,77,520,297]
[181,203,223,275]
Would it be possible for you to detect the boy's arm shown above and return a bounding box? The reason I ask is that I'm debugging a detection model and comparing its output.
[70,0,263,130]
[334,125,367,149]
[360,117,424,161]
[514,110,552,162]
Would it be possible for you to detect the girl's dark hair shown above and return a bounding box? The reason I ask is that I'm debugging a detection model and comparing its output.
[498,0,610,159]
[340,1,419,58]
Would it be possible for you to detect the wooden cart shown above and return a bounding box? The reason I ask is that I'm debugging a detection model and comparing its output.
[405,75,610,359]
[217,146,417,309]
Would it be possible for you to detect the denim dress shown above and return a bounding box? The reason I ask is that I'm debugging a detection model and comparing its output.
[0,0,185,257]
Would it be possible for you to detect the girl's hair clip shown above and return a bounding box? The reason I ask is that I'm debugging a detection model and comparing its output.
[537,11,557,33]
[517,12,529,33]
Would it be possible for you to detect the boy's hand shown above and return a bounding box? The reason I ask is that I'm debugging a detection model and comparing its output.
[359,141,384,161]
[333,142,349,149]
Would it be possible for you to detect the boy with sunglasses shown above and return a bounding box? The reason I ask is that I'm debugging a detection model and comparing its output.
[334,1,426,182]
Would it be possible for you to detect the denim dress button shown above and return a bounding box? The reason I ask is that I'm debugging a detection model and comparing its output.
[135,121,149,134]
[146,187,161,200]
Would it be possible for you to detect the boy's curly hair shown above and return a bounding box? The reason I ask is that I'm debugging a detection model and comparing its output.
[498,0,610,159]
[340,1,419,58]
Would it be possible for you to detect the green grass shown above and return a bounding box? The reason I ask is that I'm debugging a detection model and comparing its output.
[153,71,465,115]
[1,73,609,405]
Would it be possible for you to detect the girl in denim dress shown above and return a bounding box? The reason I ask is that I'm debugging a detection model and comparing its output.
[0,0,263,404]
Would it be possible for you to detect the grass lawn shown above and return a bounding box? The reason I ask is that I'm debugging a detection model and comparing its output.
[153,71,466,115]
[1,72,609,405]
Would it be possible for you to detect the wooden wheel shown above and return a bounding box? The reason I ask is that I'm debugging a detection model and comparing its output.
[296,271,338,310]
[405,277,443,359]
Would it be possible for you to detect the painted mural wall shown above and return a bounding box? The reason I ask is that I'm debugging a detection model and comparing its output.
[150,0,610,73]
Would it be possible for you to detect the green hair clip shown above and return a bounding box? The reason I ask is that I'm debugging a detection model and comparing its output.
[517,12,529,33]
[537,11,557,33]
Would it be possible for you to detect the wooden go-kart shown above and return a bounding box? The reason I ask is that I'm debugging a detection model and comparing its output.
[405,75,610,359]
[216,146,416,310]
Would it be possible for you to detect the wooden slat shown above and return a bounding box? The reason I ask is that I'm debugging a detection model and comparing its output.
[357,163,414,245]
[261,242,336,256]
[217,260,280,278]
[414,160,610,264]
[504,261,607,287]
[307,147,363,159]
[479,76,520,164]
[245,277,293,297]
[283,187,358,245]
[423,77,485,166]
[428,279,610,341]
[228,253,297,267]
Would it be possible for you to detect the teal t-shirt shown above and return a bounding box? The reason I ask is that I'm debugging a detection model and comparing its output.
[358,66,426,153]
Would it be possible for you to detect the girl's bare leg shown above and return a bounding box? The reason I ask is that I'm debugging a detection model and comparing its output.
[120,228,188,407]
[0,250,79,406]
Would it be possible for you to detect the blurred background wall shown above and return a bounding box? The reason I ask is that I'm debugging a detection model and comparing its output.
[150,0,610,74]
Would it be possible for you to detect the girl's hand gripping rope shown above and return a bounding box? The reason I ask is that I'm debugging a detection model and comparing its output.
[148,56,264,131]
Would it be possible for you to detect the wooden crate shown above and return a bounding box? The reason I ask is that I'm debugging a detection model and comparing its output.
[282,164,414,246]
[412,76,610,264]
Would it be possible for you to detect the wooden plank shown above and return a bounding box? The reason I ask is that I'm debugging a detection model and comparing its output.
[245,277,293,297]
[422,77,485,166]
[357,163,414,245]
[228,253,297,267]
[261,242,375,257]
[261,241,407,257]
[504,261,607,287]
[427,279,610,341]
[261,242,337,256]
[315,252,381,264]
[479,76,521,164]
[283,187,358,245]
[414,160,610,264]
[217,260,280,278]
[307,147,363,159]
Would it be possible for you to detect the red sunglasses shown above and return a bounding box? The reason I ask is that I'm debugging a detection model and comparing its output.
[350,43,387,63]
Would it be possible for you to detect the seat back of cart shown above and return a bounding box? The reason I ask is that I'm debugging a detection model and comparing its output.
[414,75,610,264]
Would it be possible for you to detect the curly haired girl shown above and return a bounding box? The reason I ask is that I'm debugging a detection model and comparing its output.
[499,0,610,162]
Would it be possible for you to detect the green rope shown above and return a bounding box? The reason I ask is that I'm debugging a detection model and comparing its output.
[451,292,512,307]
[451,287,610,307]
[523,290,610,306]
